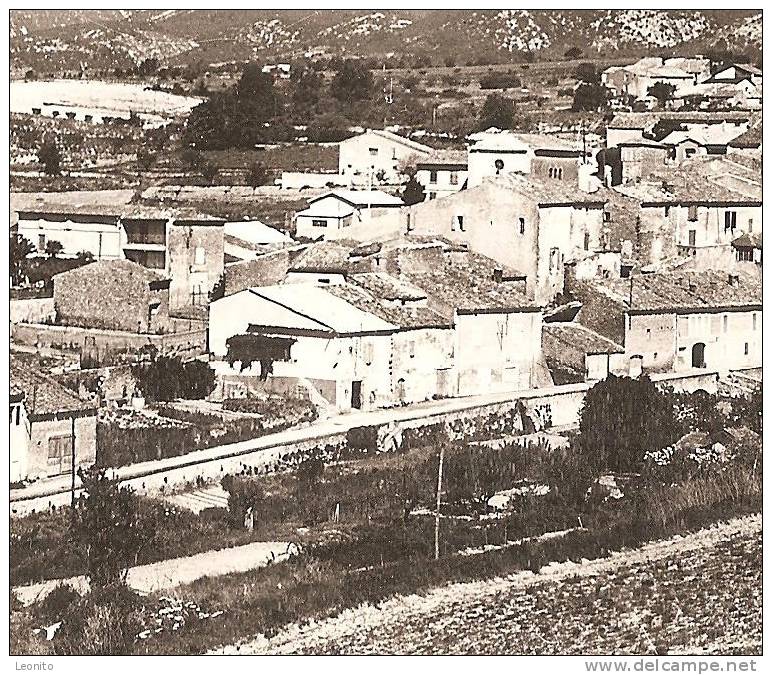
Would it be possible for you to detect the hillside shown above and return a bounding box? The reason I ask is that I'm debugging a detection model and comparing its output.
[10,9,761,74]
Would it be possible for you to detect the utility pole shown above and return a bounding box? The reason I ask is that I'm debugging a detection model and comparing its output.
[70,415,76,512]
[434,439,446,561]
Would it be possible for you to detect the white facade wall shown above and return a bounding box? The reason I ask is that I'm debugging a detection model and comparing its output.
[467,150,531,188]
[416,167,468,200]
[338,131,431,185]
[17,216,124,260]
[10,401,30,483]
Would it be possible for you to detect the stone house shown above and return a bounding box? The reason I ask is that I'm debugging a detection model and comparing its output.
[401,174,610,305]
[574,269,761,374]
[338,129,433,186]
[53,259,172,333]
[10,355,97,481]
[615,157,761,268]
[605,112,752,149]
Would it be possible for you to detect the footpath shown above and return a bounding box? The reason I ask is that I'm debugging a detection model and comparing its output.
[13,540,298,607]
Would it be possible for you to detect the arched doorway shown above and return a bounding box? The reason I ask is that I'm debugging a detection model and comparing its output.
[691,342,706,369]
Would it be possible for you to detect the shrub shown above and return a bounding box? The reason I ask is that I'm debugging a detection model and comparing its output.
[479,72,522,90]
[222,474,264,528]
[132,356,215,402]
[35,584,82,624]
[346,425,379,454]
[54,584,143,655]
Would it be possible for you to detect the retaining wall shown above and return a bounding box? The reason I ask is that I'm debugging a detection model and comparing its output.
[10,298,55,324]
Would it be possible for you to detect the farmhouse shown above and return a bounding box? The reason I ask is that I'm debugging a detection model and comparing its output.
[338,129,433,186]
[601,58,698,101]
[415,149,468,200]
[294,190,403,240]
[10,355,97,481]
[605,111,751,148]
[52,259,172,333]
[574,268,761,374]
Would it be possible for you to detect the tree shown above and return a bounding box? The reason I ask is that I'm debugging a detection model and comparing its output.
[572,83,607,112]
[477,93,516,130]
[10,233,34,285]
[39,141,61,175]
[76,250,95,264]
[306,112,352,142]
[131,356,216,402]
[574,62,601,85]
[71,465,151,589]
[401,176,426,205]
[236,62,280,116]
[330,59,374,103]
[136,148,157,171]
[221,474,264,529]
[44,240,64,258]
[247,162,269,187]
[291,63,322,112]
[201,161,219,184]
[648,82,676,107]
[578,375,681,473]
[564,46,583,60]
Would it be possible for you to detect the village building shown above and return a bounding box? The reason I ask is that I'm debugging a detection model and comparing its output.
[574,269,762,374]
[615,157,761,269]
[705,63,763,88]
[209,238,549,411]
[10,355,97,481]
[294,190,404,240]
[542,321,627,384]
[338,129,433,186]
[727,117,762,158]
[52,259,172,333]
[674,79,762,111]
[396,174,611,305]
[13,200,225,309]
[415,149,468,200]
[466,131,585,188]
[602,57,700,101]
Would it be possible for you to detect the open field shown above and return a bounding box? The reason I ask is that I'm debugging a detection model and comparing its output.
[226,515,762,655]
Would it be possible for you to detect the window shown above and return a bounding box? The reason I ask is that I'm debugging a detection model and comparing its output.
[494,158,504,174]
[724,211,737,232]
[583,232,590,251]
[603,210,611,223]
[391,148,397,160]
[519,217,525,234]
[688,229,696,247]
[47,435,73,475]
[688,205,698,221]
[548,167,554,178]
[38,234,46,251]
[455,215,465,231]
[744,342,749,355]
[450,171,458,186]
[429,192,436,200]
[318,278,330,284]
[646,328,652,340]
[557,167,563,180]
[194,246,206,265]
[723,315,728,333]
[429,170,438,184]
[685,148,696,158]
[753,313,757,331]
[311,219,327,228]
[664,205,670,217]
[368,147,378,156]
[748,218,754,232]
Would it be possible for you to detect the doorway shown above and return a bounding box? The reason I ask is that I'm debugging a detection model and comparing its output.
[351,380,362,409]
[691,342,706,369]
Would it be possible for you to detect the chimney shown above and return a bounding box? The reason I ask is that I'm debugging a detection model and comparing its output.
[493,268,503,283]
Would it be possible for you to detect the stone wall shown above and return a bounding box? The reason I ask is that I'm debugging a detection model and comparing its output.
[10,298,55,324]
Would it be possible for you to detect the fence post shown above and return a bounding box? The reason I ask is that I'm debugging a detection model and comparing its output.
[434,440,445,561]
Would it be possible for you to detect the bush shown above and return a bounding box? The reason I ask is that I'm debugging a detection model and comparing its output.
[479,72,522,90]
[222,474,264,528]
[35,584,82,624]
[54,584,143,655]
[132,356,215,402]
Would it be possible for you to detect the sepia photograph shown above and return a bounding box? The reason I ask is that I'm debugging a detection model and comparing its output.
[5,4,764,662]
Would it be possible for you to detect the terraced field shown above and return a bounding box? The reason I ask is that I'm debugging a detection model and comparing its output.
[227,515,761,655]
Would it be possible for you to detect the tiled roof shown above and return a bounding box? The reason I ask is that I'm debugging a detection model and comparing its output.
[308,190,404,208]
[586,269,761,313]
[728,116,762,148]
[10,356,95,418]
[328,276,451,330]
[53,258,167,283]
[608,111,752,129]
[732,232,762,249]
[417,149,468,166]
[615,157,761,205]
[543,322,624,356]
[497,173,607,206]
[288,240,354,273]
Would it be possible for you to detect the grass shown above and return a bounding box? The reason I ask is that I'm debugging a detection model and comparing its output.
[132,462,760,655]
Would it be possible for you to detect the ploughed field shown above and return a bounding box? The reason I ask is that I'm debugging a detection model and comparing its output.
[237,516,761,655]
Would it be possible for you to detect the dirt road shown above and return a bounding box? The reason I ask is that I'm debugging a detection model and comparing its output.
[218,515,761,655]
